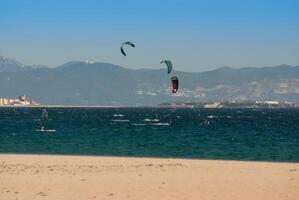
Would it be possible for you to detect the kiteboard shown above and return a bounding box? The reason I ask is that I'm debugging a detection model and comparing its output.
[36,129,56,132]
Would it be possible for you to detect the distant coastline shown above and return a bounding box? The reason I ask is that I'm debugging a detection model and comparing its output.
[0,104,299,109]
[1,95,298,109]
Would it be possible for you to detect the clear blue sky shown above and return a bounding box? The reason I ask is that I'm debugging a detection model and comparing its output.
[1,0,299,71]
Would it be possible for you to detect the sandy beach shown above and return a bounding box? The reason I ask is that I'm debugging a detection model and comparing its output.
[0,154,298,200]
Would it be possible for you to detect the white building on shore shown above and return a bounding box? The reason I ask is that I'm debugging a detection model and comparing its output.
[204,102,223,108]
[0,95,39,106]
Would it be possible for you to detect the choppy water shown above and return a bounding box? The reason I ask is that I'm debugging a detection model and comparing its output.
[0,107,298,162]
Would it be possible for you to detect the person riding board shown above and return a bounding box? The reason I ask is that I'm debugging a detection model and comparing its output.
[39,108,48,130]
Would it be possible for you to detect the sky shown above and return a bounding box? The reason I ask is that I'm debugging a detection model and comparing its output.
[0,0,299,72]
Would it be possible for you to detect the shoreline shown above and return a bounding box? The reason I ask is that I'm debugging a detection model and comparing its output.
[0,105,299,109]
[1,153,298,164]
[0,105,169,108]
[1,154,298,200]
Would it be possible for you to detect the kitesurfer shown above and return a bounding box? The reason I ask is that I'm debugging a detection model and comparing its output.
[171,76,179,93]
[39,108,48,130]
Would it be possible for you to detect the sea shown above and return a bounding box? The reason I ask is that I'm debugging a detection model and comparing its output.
[0,107,298,162]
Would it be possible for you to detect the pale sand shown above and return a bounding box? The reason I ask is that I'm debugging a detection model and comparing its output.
[0,154,298,200]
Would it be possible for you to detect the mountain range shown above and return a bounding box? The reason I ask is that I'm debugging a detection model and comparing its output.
[0,56,299,105]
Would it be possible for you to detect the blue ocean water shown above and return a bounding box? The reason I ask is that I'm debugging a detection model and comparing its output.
[0,107,298,162]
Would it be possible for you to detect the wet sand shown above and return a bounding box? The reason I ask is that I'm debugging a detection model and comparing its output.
[0,154,298,200]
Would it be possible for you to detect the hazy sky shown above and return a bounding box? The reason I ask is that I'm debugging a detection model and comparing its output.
[1,0,299,71]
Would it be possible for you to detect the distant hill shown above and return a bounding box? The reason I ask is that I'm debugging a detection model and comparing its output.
[0,56,298,105]
[0,56,47,72]
[0,56,24,72]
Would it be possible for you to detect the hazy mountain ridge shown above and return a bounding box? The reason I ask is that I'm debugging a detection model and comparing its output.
[0,56,24,72]
[0,56,48,72]
[0,56,298,105]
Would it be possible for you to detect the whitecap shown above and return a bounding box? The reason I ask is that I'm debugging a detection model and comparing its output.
[132,123,146,126]
[207,115,216,119]
[46,129,56,132]
[151,123,170,126]
[144,118,160,122]
[203,120,210,125]
[113,114,124,117]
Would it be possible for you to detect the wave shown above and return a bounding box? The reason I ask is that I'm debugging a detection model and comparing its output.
[132,123,146,126]
[144,118,160,122]
[151,123,170,126]
[111,119,130,122]
[36,129,56,132]
[206,115,217,119]
[113,114,124,117]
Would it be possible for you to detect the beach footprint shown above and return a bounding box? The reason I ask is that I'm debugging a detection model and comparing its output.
[107,193,114,196]
[36,191,47,196]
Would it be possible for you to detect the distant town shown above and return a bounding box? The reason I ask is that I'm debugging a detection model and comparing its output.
[158,100,299,108]
[0,95,299,108]
[0,95,39,106]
